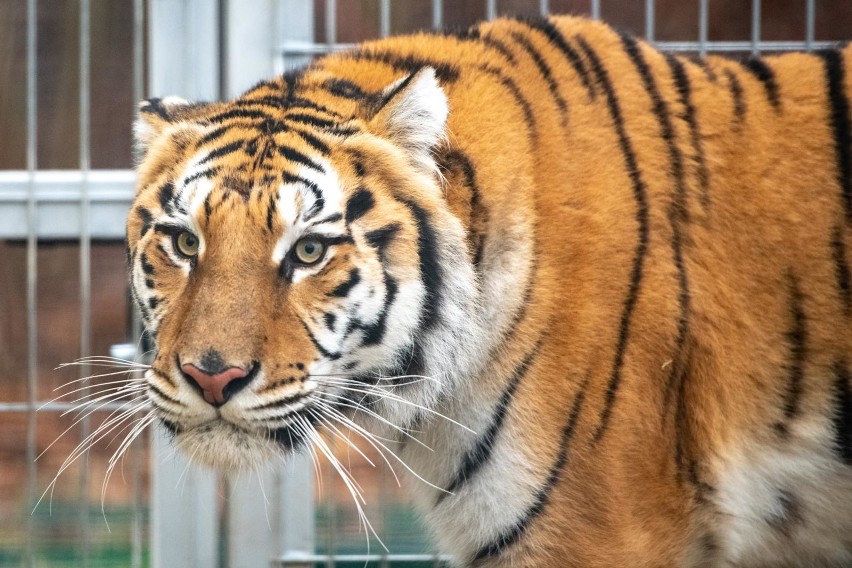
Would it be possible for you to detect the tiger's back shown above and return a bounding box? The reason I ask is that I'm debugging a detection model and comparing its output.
[316,16,852,566]
[129,14,852,567]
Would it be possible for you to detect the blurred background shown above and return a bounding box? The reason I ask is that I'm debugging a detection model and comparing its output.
[0,1,850,567]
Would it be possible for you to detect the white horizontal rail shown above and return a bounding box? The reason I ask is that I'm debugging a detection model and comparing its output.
[0,170,135,239]
[281,39,841,57]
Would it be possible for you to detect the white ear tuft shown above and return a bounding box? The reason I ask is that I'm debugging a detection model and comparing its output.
[370,67,449,173]
[133,96,192,161]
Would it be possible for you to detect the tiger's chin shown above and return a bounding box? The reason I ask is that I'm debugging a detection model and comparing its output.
[169,420,287,472]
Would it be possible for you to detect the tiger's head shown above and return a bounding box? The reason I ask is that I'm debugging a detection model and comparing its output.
[128,68,480,470]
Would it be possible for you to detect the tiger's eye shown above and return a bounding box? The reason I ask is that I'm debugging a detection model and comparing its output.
[174,231,200,258]
[293,238,326,265]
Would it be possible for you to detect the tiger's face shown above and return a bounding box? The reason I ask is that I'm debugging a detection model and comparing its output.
[128,69,478,470]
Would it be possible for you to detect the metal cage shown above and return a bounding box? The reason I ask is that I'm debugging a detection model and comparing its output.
[0,1,845,567]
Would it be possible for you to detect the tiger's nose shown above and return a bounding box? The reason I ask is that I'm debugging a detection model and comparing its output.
[180,362,252,406]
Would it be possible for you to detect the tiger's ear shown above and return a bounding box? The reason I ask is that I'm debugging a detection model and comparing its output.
[368,67,449,173]
[133,96,196,162]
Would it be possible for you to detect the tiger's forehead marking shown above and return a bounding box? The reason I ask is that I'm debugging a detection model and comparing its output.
[271,158,347,267]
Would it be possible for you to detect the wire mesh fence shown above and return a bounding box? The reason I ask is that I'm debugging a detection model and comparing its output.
[0,1,849,567]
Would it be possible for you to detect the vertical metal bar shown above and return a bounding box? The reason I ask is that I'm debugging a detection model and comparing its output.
[699,0,708,57]
[379,0,390,38]
[645,0,655,42]
[325,0,336,46]
[24,0,38,564]
[539,0,549,17]
[486,0,496,21]
[590,0,600,20]
[131,2,145,567]
[751,0,761,55]
[432,0,442,30]
[78,0,92,565]
[805,0,815,50]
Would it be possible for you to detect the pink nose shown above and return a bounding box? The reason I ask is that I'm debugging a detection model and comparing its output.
[181,363,249,406]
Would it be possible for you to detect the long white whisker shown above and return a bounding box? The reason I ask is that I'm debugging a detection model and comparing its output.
[318,392,432,450]
[316,401,448,494]
[314,381,474,434]
[100,411,156,530]
[299,415,387,553]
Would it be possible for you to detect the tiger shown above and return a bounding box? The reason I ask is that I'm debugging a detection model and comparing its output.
[126,13,852,567]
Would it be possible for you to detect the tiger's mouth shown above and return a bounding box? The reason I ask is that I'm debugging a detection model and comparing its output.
[164,413,314,471]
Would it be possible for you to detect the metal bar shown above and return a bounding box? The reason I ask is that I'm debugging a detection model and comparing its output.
[540,0,548,17]
[699,0,708,57]
[432,0,442,29]
[805,0,815,50]
[131,3,145,566]
[325,0,336,46]
[275,554,454,564]
[486,0,496,21]
[78,1,92,565]
[24,0,38,565]
[280,39,842,57]
[379,0,390,38]
[751,0,761,55]
[590,0,600,20]
[645,0,654,42]
[0,402,149,413]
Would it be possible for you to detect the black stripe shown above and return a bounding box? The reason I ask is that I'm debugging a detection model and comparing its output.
[523,19,596,99]
[266,194,277,232]
[509,31,569,126]
[148,296,159,310]
[197,139,244,165]
[209,108,274,123]
[818,49,852,222]
[774,273,808,436]
[832,224,852,314]
[330,268,361,297]
[299,318,341,360]
[621,36,693,444]
[473,377,589,562]
[479,35,517,65]
[345,188,375,224]
[312,212,343,226]
[140,252,155,275]
[476,65,537,143]
[832,360,852,464]
[140,97,170,120]
[380,71,419,108]
[283,113,339,130]
[234,95,286,109]
[291,128,330,155]
[323,312,336,330]
[397,198,444,332]
[723,68,747,127]
[742,57,782,111]
[289,97,346,119]
[157,181,175,213]
[352,51,460,83]
[323,78,371,100]
[361,275,398,345]
[155,243,181,269]
[440,149,488,270]
[278,145,323,173]
[183,167,219,186]
[666,53,710,208]
[438,339,545,505]
[196,124,233,147]
[576,36,650,444]
[365,223,401,252]
[136,206,153,238]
